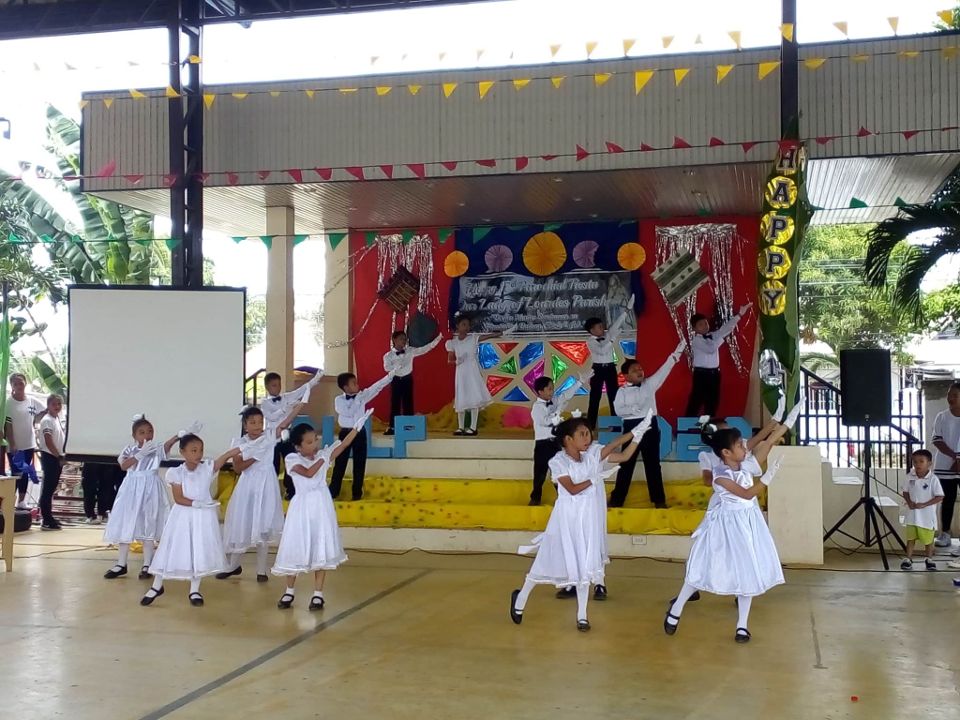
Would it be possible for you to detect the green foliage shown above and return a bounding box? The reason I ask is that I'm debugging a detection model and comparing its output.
[31,355,67,396]
[246,296,267,351]
[923,284,960,332]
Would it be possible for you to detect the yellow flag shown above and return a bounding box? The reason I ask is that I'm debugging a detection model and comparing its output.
[442,82,458,98]
[305,89,315,99]
[716,64,734,84]
[376,86,392,96]
[851,54,870,63]
[129,89,146,99]
[622,38,636,55]
[513,78,531,91]
[188,54,201,64]
[586,41,598,57]
[938,10,955,25]
[728,30,742,50]
[165,86,180,98]
[203,93,216,109]
[550,44,562,58]
[339,88,358,94]
[231,92,248,100]
[634,70,654,94]
[593,72,613,87]
[887,17,899,33]
[408,85,423,95]
[662,36,674,49]
[758,61,780,80]
[833,21,848,37]
[270,91,281,97]
[780,23,795,42]
[551,76,565,89]
[673,68,690,86]
[897,50,919,59]
[478,80,495,99]
[78,99,89,110]
[944,46,959,59]
[104,97,114,109]
[803,57,827,70]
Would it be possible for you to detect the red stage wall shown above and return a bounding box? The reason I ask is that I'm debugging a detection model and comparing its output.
[349,217,758,425]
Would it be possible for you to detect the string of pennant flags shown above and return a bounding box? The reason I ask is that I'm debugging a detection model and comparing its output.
[5,196,958,249]
[82,42,960,109]
[4,122,958,186]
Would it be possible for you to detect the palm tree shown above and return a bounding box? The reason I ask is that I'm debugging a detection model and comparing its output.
[863,171,960,322]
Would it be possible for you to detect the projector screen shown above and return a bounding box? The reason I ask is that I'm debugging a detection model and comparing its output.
[67,287,245,458]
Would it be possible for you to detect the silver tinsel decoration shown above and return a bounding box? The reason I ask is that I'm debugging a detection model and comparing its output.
[375,233,440,329]
[655,223,747,375]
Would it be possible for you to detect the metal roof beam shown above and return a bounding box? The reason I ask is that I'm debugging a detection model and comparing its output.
[0,0,173,40]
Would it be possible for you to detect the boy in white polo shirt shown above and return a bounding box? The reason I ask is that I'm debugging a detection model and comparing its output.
[901,449,943,571]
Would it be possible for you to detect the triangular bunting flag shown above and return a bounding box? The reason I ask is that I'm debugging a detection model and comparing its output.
[165,86,180,98]
[123,174,144,184]
[380,165,394,179]
[188,55,201,64]
[376,86,392,96]
[640,142,655,152]
[401,230,415,244]
[438,52,447,62]
[849,198,868,209]
[370,56,379,65]
[515,156,529,171]
[103,98,114,109]
[833,21,848,37]
[473,226,493,243]
[672,136,692,149]
[575,144,590,161]
[328,232,347,250]
[634,70,654,94]
[304,90,316,99]
[937,10,954,25]
[550,44,562,57]
[198,172,211,184]
[728,30,742,50]
[804,58,827,69]
[165,239,181,251]
[261,236,273,250]
[857,126,873,137]
[442,82,458,98]
[129,89,146,99]
[476,48,485,61]
[662,36,674,49]
[816,135,837,145]
[163,173,177,187]
[898,50,920,59]
[605,141,625,153]
[226,172,239,185]
[476,159,497,168]
[441,161,458,171]
[338,88,358,94]
[758,61,780,80]
[406,163,426,179]
[257,170,271,181]
[478,80,495,99]
[944,47,959,59]
[438,228,454,244]
[232,92,248,99]
[708,137,725,147]
[365,231,377,247]
[622,38,636,55]
[78,100,89,110]
[315,168,332,181]
[513,78,531,90]
[293,235,308,246]
[888,17,899,33]
[585,41,598,57]
[673,68,690,86]
[781,23,795,42]
[96,160,117,178]
[286,169,303,183]
[408,85,422,95]
[851,54,870,63]
[716,64,734,84]
[540,154,558,161]
[203,93,216,109]
[901,130,920,140]
[345,167,365,181]
[894,197,908,208]
[544,222,563,232]
[270,91,280,97]
[594,72,613,86]
[741,141,758,153]
[778,139,800,151]
[551,76,565,89]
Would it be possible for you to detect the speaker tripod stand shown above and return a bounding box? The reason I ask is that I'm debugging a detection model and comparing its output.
[823,425,906,570]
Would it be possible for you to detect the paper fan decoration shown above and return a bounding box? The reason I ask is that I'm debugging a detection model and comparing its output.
[444,251,470,277]
[572,240,599,268]
[617,242,646,271]
[523,232,567,276]
[484,244,513,273]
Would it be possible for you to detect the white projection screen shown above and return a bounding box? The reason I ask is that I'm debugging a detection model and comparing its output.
[67,287,245,458]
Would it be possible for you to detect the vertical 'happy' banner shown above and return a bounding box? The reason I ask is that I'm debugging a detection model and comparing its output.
[757,143,810,420]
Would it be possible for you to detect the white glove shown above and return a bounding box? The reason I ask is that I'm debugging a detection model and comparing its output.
[323,440,342,455]
[136,440,159,458]
[308,370,323,387]
[503,323,518,336]
[185,420,203,435]
[299,386,312,405]
[781,391,805,430]
[598,465,619,480]
[760,456,784,486]
[626,293,635,308]
[737,303,751,318]
[280,429,290,443]
[630,409,655,441]
[386,369,397,379]
[578,370,593,386]
[773,389,786,423]
[354,408,374,432]
[673,337,687,358]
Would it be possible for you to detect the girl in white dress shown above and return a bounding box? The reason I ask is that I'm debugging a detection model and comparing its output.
[273,411,371,611]
[140,433,242,607]
[445,314,511,436]
[102,415,181,580]
[665,426,786,643]
[510,411,653,631]
[218,404,300,582]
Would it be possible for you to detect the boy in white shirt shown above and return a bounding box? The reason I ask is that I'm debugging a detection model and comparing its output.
[685,304,750,418]
[528,373,589,506]
[382,330,442,436]
[330,370,394,501]
[901,449,943,571]
[583,294,635,431]
[38,394,66,531]
[3,373,44,508]
[932,382,960,548]
[260,369,320,499]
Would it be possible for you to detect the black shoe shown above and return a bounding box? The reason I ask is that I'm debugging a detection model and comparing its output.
[140,587,164,606]
[510,589,523,624]
[594,585,607,601]
[257,574,269,583]
[528,499,541,507]
[453,429,466,436]
[735,628,751,643]
[555,586,576,599]
[277,592,295,609]
[664,611,680,635]
[138,566,152,580]
[668,591,701,604]
[577,619,591,632]
[41,521,62,531]
[466,429,478,436]
[384,428,395,436]
[309,595,325,611]
[654,503,668,509]
[351,494,363,502]
[285,494,294,501]
[189,592,204,607]
[215,565,242,580]
[104,565,128,579]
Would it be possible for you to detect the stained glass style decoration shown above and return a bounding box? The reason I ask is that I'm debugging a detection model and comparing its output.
[555,376,578,395]
[497,342,518,354]
[575,386,588,396]
[518,342,544,368]
[620,340,637,358]
[485,374,512,396]
[499,356,518,375]
[523,359,546,390]
[551,341,590,365]
[478,342,499,370]
[503,387,529,402]
[551,354,568,381]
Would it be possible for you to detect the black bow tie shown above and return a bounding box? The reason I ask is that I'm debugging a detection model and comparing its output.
[396,349,406,355]
[703,334,713,340]
[270,396,282,403]
[595,337,605,343]
[545,400,554,407]
[345,394,357,400]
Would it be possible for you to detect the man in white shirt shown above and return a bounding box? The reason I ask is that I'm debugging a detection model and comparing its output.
[933,382,960,547]
[528,373,588,505]
[685,304,750,418]
[610,339,686,508]
[3,373,44,509]
[584,294,635,431]
[37,394,66,531]
[330,370,394,501]
[382,330,442,436]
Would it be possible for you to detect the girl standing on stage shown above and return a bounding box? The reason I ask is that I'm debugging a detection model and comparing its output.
[140,433,241,607]
[273,412,370,611]
[509,411,652,631]
[103,415,181,580]
[665,426,785,643]
[445,314,513,436]
[218,404,301,582]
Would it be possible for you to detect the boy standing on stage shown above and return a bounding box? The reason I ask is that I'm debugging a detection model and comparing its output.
[528,373,590,506]
[330,370,394,501]
[382,331,442,436]
[584,294,635,431]
[685,304,750,418]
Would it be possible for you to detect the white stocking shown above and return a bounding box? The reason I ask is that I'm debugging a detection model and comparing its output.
[737,595,753,629]
[256,543,269,575]
[667,582,699,624]
[142,541,155,568]
[457,412,465,430]
[190,577,201,594]
[514,579,537,612]
[576,584,589,622]
[117,543,130,567]
[468,410,479,431]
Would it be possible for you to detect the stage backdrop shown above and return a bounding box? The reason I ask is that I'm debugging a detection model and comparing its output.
[349,217,757,425]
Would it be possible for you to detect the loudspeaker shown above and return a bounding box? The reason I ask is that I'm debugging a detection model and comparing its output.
[839,349,892,426]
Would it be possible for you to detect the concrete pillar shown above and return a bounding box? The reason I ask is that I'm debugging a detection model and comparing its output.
[265,206,295,385]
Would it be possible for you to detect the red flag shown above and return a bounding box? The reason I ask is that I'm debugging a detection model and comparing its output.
[441,161,458,171]
[740,141,758,153]
[406,163,426,178]
[345,166,365,181]
[285,169,303,183]
[540,154,558,161]
[515,156,529,171]
[708,137,725,147]
[857,126,873,137]
[226,172,239,185]
[257,170,271,181]
[604,141,625,153]
[315,168,332,181]
[672,136,692,149]
[123,174,144,185]
[198,172,210,184]
[575,144,590,161]
[639,142,655,152]
[815,135,837,145]
[163,173,177,187]
[379,165,394,179]
[96,160,117,178]
[777,139,799,151]
[476,159,497,168]
[901,130,919,140]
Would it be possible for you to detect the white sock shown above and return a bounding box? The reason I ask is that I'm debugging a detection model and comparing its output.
[457,412,465,430]
[514,578,537,612]
[142,541,155,568]
[190,577,201,594]
[668,582,699,624]
[576,584,589,622]
[286,583,296,596]
[469,410,479,431]
[256,543,269,575]
[313,590,324,599]
[150,575,164,592]
[737,595,753,629]
[229,552,242,571]
[117,543,130,567]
